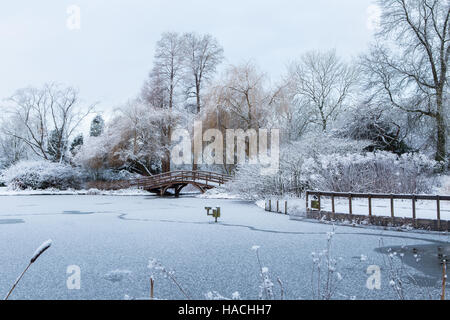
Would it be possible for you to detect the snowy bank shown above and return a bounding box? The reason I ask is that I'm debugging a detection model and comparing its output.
[197,188,240,200]
[255,198,307,217]
[0,187,153,196]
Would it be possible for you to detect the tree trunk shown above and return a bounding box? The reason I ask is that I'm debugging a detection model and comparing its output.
[195,76,201,114]
[162,150,171,173]
[193,79,201,171]
[435,89,446,162]
[192,138,198,171]
[164,123,172,173]
[435,111,446,162]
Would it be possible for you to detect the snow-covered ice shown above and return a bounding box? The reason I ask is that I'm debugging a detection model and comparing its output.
[0,195,448,300]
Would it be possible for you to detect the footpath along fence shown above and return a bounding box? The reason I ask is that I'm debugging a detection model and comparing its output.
[305,191,450,231]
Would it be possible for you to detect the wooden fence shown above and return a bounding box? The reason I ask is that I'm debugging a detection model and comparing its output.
[305,191,450,231]
[265,200,288,215]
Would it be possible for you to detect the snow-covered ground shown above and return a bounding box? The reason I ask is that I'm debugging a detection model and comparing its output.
[321,197,450,220]
[0,195,448,300]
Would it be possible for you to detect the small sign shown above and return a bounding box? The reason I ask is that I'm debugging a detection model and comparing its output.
[311,200,320,210]
[206,207,221,223]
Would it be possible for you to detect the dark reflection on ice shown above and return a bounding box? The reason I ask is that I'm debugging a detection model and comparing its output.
[63,211,95,215]
[0,219,25,224]
[375,244,450,286]
[103,270,132,283]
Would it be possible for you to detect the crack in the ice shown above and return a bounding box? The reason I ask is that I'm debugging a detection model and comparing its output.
[117,213,449,244]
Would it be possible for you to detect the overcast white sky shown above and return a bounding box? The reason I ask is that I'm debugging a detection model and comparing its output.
[0,0,377,112]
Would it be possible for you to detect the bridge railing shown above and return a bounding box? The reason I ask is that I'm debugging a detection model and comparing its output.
[126,171,232,189]
[92,171,232,191]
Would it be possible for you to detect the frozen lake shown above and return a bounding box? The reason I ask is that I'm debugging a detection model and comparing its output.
[0,195,448,300]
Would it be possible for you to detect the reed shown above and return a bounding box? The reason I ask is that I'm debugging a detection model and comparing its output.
[4,239,52,300]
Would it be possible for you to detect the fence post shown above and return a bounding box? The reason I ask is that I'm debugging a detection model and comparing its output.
[331,195,335,219]
[306,192,309,212]
[318,193,321,212]
[269,200,272,212]
[390,195,395,221]
[437,195,441,231]
[277,200,279,213]
[368,194,372,218]
[285,201,288,215]
[412,195,417,228]
[349,194,352,216]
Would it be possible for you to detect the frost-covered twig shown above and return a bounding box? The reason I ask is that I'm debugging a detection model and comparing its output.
[5,239,52,300]
[252,246,276,300]
[148,258,191,300]
[311,227,343,300]
[277,277,284,300]
[205,291,241,300]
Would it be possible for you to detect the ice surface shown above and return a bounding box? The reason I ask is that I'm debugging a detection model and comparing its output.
[0,195,448,300]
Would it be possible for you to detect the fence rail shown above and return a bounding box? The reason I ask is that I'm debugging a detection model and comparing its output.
[305,190,450,231]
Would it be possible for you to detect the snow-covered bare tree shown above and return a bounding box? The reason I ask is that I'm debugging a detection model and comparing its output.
[201,62,279,173]
[203,62,274,131]
[0,117,29,168]
[361,0,449,162]
[142,32,185,172]
[288,50,358,132]
[271,79,315,142]
[3,83,95,162]
[182,32,224,114]
[153,32,185,111]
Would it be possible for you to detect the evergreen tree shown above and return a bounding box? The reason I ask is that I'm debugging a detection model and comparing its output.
[47,129,68,162]
[70,134,84,155]
[90,115,105,137]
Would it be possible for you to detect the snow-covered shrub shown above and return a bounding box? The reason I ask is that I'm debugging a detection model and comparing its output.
[437,175,450,194]
[0,160,84,190]
[223,163,288,200]
[222,133,369,199]
[97,169,143,182]
[336,104,412,155]
[305,152,438,194]
[223,129,440,198]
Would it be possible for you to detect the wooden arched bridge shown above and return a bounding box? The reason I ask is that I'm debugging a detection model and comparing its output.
[111,171,232,197]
